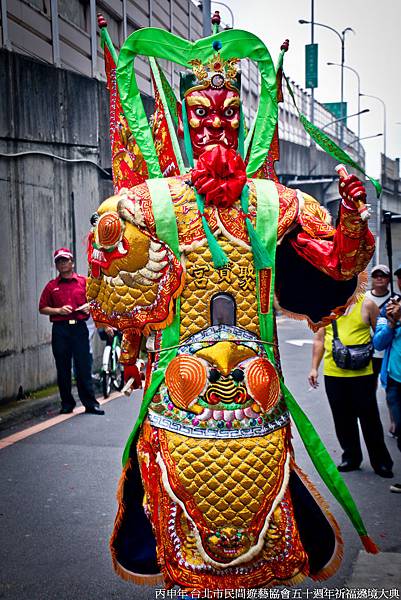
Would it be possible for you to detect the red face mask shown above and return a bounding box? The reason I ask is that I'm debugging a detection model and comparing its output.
[182,88,240,159]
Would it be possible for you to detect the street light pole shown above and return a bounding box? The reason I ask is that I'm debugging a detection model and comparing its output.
[299,19,354,145]
[210,1,234,28]
[343,132,383,149]
[360,93,387,159]
[321,108,369,131]
[327,62,361,157]
[360,92,387,263]
[340,33,345,141]
[310,0,315,127]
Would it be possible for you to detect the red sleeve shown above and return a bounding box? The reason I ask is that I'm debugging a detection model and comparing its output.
[39,282,53,310]
[77,275,88,304]
[290,201,375,281]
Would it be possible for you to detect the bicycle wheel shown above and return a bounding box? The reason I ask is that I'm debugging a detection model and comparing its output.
[113,362,125,391]
[102,351,113,398]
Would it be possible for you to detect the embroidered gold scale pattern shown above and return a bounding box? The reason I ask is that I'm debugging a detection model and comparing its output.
[163,429,286,529]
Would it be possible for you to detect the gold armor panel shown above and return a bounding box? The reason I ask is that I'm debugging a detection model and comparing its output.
[162,428,287,530]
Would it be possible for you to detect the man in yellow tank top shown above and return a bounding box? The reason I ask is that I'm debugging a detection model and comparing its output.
[309,296,393,478]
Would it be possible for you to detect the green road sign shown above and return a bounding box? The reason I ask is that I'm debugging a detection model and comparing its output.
[322,102,348,124]
[305,44,318,89]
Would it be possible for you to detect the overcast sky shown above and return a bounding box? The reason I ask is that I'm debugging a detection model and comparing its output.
[221,0,400,178]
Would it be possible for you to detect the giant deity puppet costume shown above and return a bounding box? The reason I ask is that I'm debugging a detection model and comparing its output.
[88,15,381,591]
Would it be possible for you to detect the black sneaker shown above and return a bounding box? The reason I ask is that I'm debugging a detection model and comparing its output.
[390,483,401,493]
[374,465,394,478]
[85,406,105,415]
[337,461,361,472]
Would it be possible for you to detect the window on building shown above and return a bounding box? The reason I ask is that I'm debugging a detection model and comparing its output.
[58,0,88,31]
[25,0,50,14]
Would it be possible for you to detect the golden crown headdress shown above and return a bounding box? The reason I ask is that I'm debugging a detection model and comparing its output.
[180,49,241,98]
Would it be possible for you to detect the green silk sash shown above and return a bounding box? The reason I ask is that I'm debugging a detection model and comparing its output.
[254,179,279,351]
[253,180,373,543]
[122,179,181,465]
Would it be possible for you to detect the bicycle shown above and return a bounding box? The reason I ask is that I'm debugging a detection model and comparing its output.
[100,330,124,398]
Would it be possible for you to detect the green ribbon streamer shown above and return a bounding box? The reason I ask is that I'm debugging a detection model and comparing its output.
[156,60,180,127]
[195,191,230,269]
[240,184,272,270]
[149,57,186,175]
[280,381,369,537]
[244,115,257,162]
[100,25,118,65]
[254,179,279,348]
[238,105,245,160]
[284,75,382,198]
[181,97,194,169]
[122,179,181,466]
[253,179,369,539]
[146,178,180,254]
[245,219,272,270]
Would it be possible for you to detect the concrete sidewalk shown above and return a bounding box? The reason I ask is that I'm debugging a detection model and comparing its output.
[0,378,104,433]
[0,391,61,432]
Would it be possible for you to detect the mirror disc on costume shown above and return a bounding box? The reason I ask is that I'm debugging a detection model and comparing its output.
[245,357,280,412]
[97,212,122,248]
[165,354,207,410]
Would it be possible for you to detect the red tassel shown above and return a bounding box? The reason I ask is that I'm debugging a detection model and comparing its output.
[360,535,380,554]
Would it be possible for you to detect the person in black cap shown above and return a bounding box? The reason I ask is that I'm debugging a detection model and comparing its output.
[39,248,104,415]
[373,264,401,492]
[366,264,394,434]
[366,265,392,377]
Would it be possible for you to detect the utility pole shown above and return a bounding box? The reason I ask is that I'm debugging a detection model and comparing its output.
[202,0,212,37]
[310,0,315,126]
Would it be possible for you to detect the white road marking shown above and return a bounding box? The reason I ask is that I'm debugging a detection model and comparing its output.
[0,391,123,451]
[286,339,314,347]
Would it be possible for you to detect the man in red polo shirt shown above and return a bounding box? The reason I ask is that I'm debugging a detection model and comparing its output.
[39,248,104,415]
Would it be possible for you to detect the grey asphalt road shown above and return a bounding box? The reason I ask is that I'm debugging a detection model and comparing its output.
[1,318,400,600]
